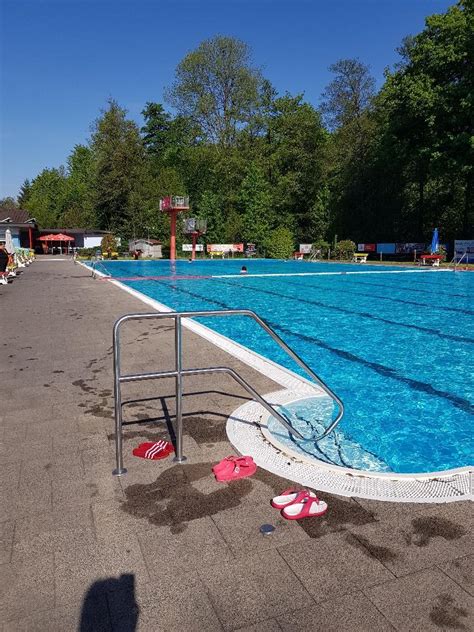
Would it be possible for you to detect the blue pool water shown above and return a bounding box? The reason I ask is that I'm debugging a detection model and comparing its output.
[98,259,474,474]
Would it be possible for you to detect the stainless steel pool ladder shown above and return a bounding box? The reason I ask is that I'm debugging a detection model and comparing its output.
[90,257,112,278]
[112,310,345,475]
[452,251,468,269]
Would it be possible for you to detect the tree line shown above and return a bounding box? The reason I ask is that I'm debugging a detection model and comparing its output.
[5,1,473,251]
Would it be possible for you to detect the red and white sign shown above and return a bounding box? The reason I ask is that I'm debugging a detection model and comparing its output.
[358,243,376,252]
[299,244,312,254]
[207,243,244,253]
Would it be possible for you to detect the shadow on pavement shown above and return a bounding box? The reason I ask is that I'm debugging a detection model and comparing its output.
[79,573,138,631]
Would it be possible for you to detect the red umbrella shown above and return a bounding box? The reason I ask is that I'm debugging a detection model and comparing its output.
[53,234,74,241]
[39,233,75,254]
[39,233,74,241]
[39,234,58,241]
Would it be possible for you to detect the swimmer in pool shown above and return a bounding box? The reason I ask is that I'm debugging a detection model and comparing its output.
[240,265,248,274]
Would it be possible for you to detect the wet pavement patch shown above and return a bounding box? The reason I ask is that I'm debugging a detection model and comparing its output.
[72,379,96,393]
[350,534,398,563]
[430,594,468,630]
[408,516,467,547]
[121,462,252,529]
[84,403,113,418]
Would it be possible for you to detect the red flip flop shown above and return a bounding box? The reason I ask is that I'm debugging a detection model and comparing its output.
[281,491,327,520]
[212,455,254,475]
[215,457,257,482]
[271,488,316,509]
[132,440,174,460]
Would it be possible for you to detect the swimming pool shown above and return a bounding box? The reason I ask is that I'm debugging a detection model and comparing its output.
[97,259,474,474]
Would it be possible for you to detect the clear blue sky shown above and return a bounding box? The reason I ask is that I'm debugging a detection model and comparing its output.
[1,0,453,198]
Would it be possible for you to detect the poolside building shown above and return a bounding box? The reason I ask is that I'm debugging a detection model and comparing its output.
[0,209,37,249]
[129,238,163,258]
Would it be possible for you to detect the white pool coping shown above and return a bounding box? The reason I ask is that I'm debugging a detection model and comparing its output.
[79,260,473,502]
[227,390,472,503]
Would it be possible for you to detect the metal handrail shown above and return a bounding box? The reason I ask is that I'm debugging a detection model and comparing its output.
[112,309,345,476]
[452,251,468,269]
[90,257,112,279]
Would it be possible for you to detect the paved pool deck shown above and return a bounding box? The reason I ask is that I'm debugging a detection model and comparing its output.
[0,259,473,632]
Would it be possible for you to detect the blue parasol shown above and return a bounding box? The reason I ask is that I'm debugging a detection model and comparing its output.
[430,228,439,254]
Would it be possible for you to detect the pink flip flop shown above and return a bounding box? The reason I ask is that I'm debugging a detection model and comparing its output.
[215,457,257,482]
[271,488,316,509]
[212,455,254,475]
[281,490,327,520]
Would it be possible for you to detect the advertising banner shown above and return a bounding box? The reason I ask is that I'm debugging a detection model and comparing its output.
[182,244,204,252]
[357,243,376,252]
[299,244,312,254]
[377,243,396,254]
[395,243,426,254]
[454,240,474,263]
[207,243,244,253]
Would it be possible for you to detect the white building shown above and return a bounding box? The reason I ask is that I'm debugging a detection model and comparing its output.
[129,239,162,258]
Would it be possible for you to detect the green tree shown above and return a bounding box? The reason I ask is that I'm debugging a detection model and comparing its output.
[17,179,32,208]
[0,196,19,212]
[264,94,328,240]
[167,36,265,146]
[238,163,271,244]
[60,145,96,228]
[90,99,146,235]
[27,168,68,227]
[320,59,379,241]
[378,2,474,239]
[196,190,224,242]
[265,227,294,259]
[321,58,376,131]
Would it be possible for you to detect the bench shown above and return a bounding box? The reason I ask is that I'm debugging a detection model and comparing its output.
[353,253,368,263]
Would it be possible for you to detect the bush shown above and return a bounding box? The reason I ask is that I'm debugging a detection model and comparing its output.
[334,239,356,260]
[101,234,118,252]
[265,227,295,259]
[77,247,98,258]
[312,239,330,258]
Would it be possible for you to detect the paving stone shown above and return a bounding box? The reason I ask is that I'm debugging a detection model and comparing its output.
[0,554,55,622]
[211,496,309,556]
[439,555,474,597]
[353,497,434,523]
[234,620,282,632]
[12,505,95,560]
[92,497,167,544]
[52,476,120,509]
[278,531,394,603]
[3,601,112,632]
[5,475,53,518]
[199,549,313,630]
[350,509,473,577]
[54,537,149,608]
[107,570,222,631]
[0,520,14,565]
[0,461,21,488]
[278,591,394,631]
[1,405,53,426]
[365,567,474,631]
[138,516,234,579]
